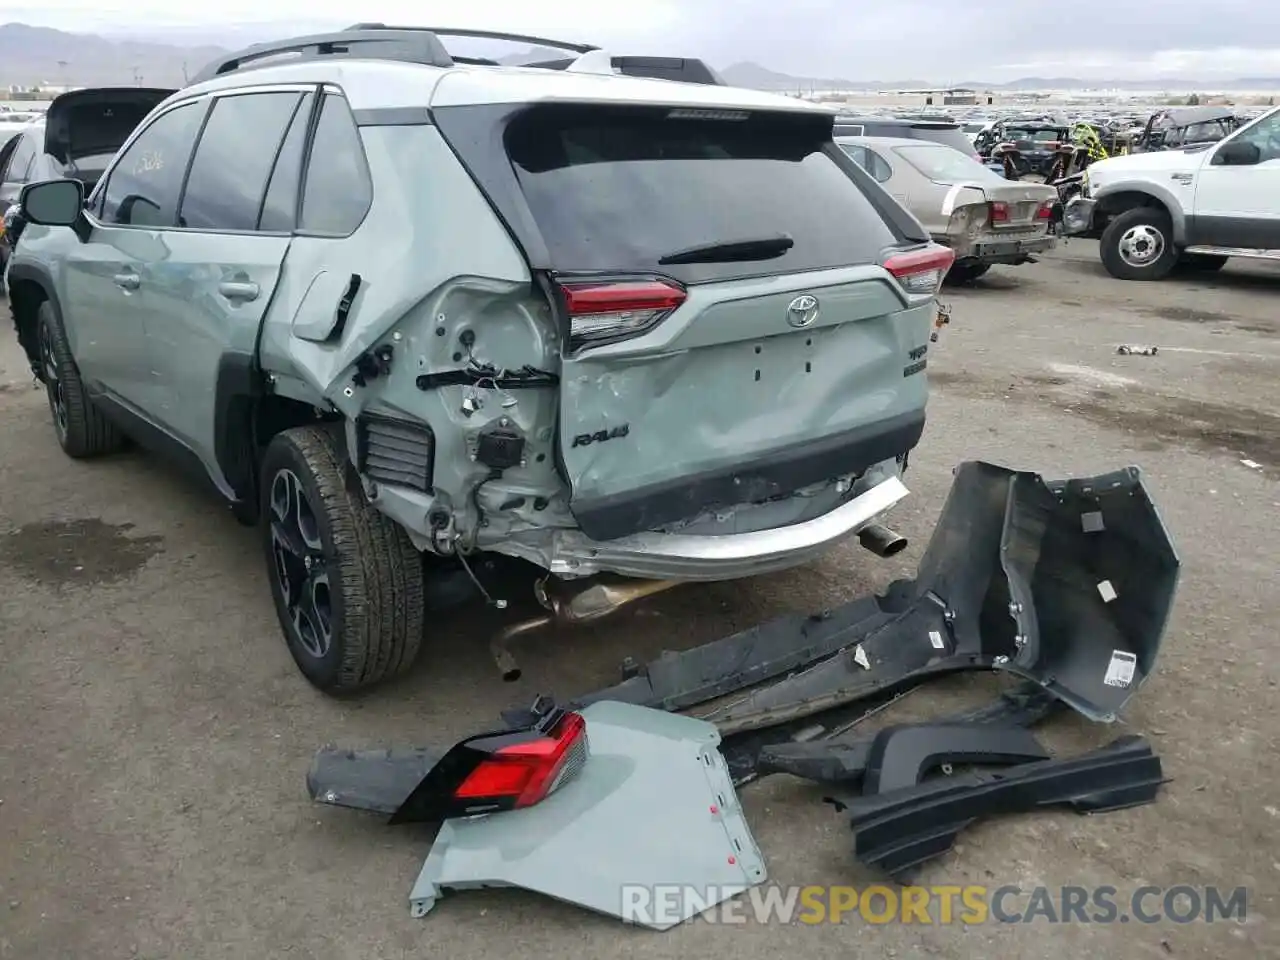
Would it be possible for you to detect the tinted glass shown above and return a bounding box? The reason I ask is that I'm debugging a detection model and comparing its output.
[1234,111,1280,162]
[505,105,899,283]
[5,134,37,183]
[911,126,979,154]
[837,143,892,182]
[258,92,314,232]
[101,102,202,227]
[178,91,301,231]
[299,94,372,235]
[895,144,1004,183]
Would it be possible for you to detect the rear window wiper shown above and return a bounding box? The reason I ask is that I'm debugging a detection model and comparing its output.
[657,234,794,265]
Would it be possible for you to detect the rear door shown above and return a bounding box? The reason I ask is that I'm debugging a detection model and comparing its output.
[146,87,308,463]
[502,105,932,541]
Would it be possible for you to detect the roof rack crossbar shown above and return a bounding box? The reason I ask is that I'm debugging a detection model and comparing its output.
[347,24,598,55]
[190,29,454,84]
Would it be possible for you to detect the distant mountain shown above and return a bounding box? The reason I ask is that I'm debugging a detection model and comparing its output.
[3,23,1279,94]
[0,22,224,86]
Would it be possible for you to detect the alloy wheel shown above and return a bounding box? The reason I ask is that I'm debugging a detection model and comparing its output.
[269,468,333,659]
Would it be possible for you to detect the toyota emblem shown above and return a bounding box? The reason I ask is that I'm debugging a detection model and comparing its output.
[786,295,820,328]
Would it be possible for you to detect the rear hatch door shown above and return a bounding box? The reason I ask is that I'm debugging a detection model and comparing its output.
[42,87,175,183]
[503,105,935,541]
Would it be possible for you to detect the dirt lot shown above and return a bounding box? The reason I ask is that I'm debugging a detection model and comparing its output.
[1,242,1277,959]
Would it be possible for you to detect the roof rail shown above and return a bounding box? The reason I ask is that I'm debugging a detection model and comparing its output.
[519,55,727,85]
[189,29,454,84]
[347,24,598,55]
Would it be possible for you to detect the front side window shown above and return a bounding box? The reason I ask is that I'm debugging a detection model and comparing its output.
[100,102,203,228]
[1228,111,1280,163]
[178,91,303,232]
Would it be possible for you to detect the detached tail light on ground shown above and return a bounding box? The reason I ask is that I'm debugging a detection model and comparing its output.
[388,707,590,823]
[883,246,956,300]
[559,279,687,350]
[453,711,588,809]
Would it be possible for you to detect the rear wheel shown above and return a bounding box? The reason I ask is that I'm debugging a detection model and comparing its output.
[261,425,426,694]
[36,301,124,458]
[946,262,991,284]
[1099,207,1178,281]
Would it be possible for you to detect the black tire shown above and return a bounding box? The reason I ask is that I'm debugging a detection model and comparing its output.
[36,300,125,458]
[1099,207,1178,281]
[1177,253,1229,272]
[946,262,991,284]
[260,425,425,694]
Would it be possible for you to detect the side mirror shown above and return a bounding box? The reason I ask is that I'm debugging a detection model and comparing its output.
[1214,139,1261,166]
[19,178,84,227]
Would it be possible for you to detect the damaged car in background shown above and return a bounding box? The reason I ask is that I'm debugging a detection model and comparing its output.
[6,25,954,693]
[836,135,1058,284]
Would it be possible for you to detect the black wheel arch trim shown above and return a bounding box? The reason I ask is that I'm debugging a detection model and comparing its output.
[5,261,65,372]
[213,350,264,506]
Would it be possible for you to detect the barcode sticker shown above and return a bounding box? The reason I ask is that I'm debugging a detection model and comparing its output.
[1103,650,1137,688]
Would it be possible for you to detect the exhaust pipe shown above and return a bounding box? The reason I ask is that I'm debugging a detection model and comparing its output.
[490,577,683,682]
[858,523,909,558]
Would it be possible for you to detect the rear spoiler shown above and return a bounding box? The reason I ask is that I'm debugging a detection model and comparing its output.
[520,55,726,85]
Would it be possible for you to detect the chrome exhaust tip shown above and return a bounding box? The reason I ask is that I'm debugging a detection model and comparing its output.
[858,523,909,558]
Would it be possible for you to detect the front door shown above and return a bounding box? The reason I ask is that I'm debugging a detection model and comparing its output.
[69,98,207,411]
[1190,110,1280,249]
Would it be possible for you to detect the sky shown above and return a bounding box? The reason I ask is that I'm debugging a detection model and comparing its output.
[9,0,1280,82]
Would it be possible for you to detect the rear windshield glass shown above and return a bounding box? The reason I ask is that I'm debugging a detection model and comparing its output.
[504,105,900,283]
[910,126,977,155]
[1005,127,1064,144]
[895,144,1005,183]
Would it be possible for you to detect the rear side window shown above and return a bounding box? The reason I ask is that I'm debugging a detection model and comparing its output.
[101,102,202,227]
[178,91,302,232]
[258,92,315,232]
[911,126,978,156]
[298,94,372,235]
[504,105,900,283]
[838,143,893,183]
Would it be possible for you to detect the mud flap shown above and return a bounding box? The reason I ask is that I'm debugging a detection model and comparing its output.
[557,461,1177,733]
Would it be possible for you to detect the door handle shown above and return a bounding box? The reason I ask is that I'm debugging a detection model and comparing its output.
[218,280,260,302]
[113,272,140,291]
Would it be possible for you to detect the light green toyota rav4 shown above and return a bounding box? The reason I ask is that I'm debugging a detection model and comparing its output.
[6,27,954,693]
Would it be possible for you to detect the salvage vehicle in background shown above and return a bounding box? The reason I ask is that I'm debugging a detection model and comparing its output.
[976,120,1073,179]
[1063,105,1280,280]
[837,135,1057,283]
[7,26,953,694]
[1134,106,1239,153]
[0,87,172,267]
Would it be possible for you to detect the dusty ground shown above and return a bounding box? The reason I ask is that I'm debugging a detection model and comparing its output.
[1,242,1277,959]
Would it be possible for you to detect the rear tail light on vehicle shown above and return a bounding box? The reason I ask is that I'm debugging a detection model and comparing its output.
[388,706,590,824]
[883,246,956,299]
[1035,200,1054,220]
[558,278,687,350]
[989,200,1010,224]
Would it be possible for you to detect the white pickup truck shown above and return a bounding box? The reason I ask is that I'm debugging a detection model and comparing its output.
[1062,105,1280,280]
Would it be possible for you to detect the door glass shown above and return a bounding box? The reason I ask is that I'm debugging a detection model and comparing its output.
[5,134,36,184]
[298,94,373,235]
[258,92,314,232]
[1233,112,1280,162]
[101,102,202,227]
[178,91,302,231]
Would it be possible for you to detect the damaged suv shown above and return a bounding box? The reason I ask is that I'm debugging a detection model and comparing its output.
[6,27,952,693]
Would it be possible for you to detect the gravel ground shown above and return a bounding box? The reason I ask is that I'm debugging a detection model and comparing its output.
[1,241,1277,959]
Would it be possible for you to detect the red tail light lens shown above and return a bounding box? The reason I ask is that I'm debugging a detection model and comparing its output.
[989,201,1010,224]
[883,246,956,299]
[1035,200,1054,220]
[559,279,687,350]
[453,711,588,808]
